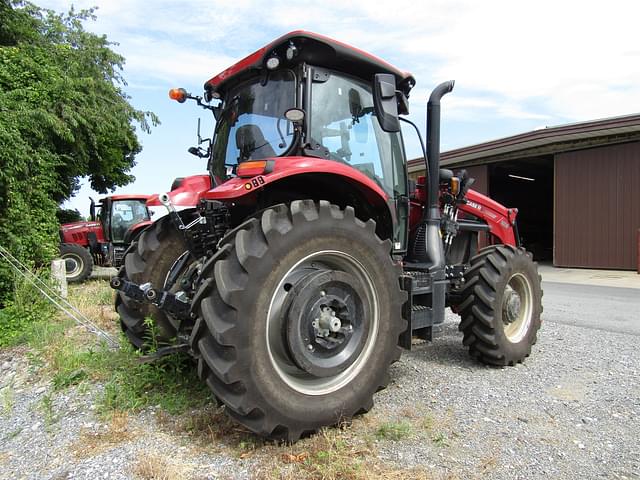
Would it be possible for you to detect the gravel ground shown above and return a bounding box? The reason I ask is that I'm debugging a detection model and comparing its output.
[1,310,639,479]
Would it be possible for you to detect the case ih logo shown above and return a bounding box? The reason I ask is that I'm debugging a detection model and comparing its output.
[466,201,482,210]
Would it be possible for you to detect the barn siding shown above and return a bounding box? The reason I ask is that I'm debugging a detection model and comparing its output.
[555,141,640,269]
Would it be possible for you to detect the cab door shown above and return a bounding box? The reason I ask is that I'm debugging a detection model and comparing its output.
[307,68,409,251]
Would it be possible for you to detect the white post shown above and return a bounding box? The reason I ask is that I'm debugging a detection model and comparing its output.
[51,259,68,299]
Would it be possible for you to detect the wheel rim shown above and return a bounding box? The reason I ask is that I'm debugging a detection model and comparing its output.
[266,250,379,396]
[62,254,83,278]
[501,272,533,343]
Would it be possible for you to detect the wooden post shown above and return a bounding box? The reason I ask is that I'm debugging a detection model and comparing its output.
[51,259,68,298]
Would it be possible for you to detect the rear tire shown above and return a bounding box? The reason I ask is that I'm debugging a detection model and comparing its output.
[457,245,543,366]
[59,243,93,283]
[116,217,189,349]
[189,201,406,441]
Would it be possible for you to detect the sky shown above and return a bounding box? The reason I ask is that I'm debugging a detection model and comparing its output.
[37,0,640,217]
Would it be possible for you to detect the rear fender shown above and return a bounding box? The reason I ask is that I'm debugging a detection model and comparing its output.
[123,221,152,244]
[460,189,518,246]
[199,157,394,240]
[199,157,390,203]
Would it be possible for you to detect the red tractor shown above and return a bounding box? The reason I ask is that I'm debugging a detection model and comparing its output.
[59,194,152,282]
[112,31,543,441]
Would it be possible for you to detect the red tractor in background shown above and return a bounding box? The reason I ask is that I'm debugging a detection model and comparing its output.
[112,31,543,441]
[59,194,152,282]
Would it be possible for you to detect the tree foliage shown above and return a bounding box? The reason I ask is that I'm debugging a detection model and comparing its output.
[0,1,158,301]
[56,208,83,224]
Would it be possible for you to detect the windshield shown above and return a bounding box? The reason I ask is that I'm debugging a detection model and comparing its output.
[210,70,296,179]
[111,200,149,243]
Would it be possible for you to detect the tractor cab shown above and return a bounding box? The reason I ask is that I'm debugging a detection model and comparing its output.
[172,31,414,250]
[97,195,151,244]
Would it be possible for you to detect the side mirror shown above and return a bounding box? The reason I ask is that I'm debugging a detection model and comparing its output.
[89,197,96,221]
[373,73,400,133]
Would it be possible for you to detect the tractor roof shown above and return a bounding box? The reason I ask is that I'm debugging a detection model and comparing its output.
[103,194,153,202]
[204,31,415,97]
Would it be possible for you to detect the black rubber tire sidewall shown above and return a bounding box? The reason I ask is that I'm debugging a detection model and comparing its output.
[192,201,405,439]
[458,245,543,366]
[490,249,541,358]
[236,231,397,421]
[59,243,93,283]
[116,216,189,344]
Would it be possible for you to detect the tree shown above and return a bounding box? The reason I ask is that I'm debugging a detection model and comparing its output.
[0,1,158,301]
[56,208,83,224]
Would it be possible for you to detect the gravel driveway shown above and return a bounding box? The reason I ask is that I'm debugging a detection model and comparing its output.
[1,306,638,479]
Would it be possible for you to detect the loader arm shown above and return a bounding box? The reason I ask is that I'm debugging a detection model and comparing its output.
[459,189,518,246]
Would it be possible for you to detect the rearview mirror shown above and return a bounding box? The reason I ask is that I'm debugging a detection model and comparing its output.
[373,74,400,133]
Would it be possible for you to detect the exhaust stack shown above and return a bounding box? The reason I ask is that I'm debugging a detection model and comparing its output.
[411,81,455,267]
[424,80,455,269]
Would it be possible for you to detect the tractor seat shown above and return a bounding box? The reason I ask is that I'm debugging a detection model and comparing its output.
[236,124,276,161]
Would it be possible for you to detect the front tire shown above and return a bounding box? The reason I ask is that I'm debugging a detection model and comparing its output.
[190,201,406,441]
[59,243,93,283]
[115,217,189,349]
[457,245,543,366]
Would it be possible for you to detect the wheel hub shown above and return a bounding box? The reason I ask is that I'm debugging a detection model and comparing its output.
[502,285,522,325]
[63,255,82,276]
[65,258,78,272]
[312,305,345,344]
[285,269,368,378]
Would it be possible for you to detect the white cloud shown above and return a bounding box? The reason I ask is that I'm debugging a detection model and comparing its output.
[38,0,640,128]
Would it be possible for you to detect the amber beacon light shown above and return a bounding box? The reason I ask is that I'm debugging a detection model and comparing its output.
[169,88,188,103]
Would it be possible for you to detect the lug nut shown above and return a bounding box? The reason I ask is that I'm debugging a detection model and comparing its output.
[307,344,314,351]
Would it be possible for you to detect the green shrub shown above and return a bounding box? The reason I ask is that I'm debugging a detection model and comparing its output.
[0,272,55,347]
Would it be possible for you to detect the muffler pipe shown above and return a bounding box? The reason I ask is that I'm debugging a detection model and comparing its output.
[424,80,455,270]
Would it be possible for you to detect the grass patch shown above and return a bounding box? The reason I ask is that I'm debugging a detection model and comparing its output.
[130,452,192,480]
[156,404,255,452]
[262,427,373,479]
[71,411,135,458]
[374,420,413,441]
[431,432,449,447]
[251,423,433,480]
[421,413,435,431]
[7,278,212,418]
[2,427,22,442]
[98,351,212,415]
[0,385,15,416]
[39,328,212,416]
[39,392,59,430]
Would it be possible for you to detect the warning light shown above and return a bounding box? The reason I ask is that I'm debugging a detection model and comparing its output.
[169,88,188,103]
